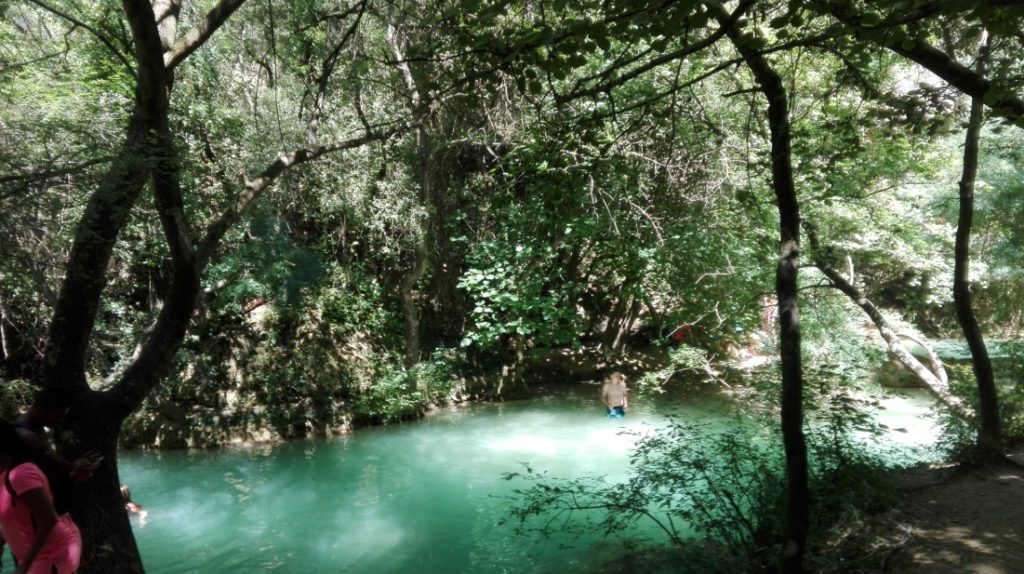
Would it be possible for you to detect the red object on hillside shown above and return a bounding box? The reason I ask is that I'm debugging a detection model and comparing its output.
[670,323,693,343]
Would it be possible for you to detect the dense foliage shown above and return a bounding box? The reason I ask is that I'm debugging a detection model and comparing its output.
[501,381,902,573]
[0,0,1022,571]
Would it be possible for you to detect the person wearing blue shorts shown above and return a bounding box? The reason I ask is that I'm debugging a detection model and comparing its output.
[600,371,628,418]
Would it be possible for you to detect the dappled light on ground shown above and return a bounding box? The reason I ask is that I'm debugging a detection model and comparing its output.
[818,459,1024,573]
[894,466,1024,574]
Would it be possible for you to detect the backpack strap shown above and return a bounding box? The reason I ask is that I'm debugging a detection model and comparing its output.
[3,468,16,506]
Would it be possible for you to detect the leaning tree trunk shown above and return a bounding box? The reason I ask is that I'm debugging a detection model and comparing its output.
[38,0,393,571]
[804,222,972,420]
[899,330,950,389]
[719,5,808,571]
[954,32,1002,457]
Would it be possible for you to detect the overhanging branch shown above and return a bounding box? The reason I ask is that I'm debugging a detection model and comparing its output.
[558,1,753,104]
[164,0,248,70]
[25,0,137,77]
[196,125,406,268]
[824,3,1024,127]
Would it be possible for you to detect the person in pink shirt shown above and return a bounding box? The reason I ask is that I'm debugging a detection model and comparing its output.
[0,421,81,574]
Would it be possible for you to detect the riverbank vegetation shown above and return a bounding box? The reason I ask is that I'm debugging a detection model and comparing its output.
[1,0,1023,571]
[502,385,903,573]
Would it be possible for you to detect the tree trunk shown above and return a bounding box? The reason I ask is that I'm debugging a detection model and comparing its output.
[401,234,429,369]
[29,1,399,570]
[66,395,145,574]
[804,223,972,419]
[388,24,433,369]
[718,4,808,571]
[60,3,203,569]
[40,1,233,571]
[497,334,529,397]
[0,299,11,364]
[401,122,434,370]
[898,330,949,388]
[42,6,178,569]
[600,279,641,360]
[955,32,1002,456]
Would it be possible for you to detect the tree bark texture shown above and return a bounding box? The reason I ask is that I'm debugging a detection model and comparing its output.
[0,299,12,363]
[718,5,809,571]
[898,330,950,388]
[66,396,146,574]
[955,33,1002,455]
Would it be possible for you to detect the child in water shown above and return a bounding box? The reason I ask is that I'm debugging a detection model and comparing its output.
[121,485,148,527]
[600,371,628,418]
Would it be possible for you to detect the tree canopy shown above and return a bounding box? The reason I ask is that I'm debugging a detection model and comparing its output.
[1,0,1022,571]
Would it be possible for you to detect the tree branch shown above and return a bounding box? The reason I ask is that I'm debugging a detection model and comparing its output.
[24,0,137,77]
[164,0,248,70]
[558,2,753,104]
[195,126,405,268]
[824,4,1024,127]
[0,157,114,198]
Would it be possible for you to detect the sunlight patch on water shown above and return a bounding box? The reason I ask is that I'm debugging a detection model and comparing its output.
[859,390,943,463]
[327,512,406,565]
[581,425,652,454]
[874,394,941,446]
[488,435,562,456]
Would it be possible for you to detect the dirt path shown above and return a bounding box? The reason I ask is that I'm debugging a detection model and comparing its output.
[818,455,1024,573]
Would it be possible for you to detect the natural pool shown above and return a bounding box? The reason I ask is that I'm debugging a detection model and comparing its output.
[120,384,940,573]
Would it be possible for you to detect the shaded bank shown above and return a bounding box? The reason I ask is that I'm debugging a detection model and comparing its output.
[116,344,676,449]
[812,455,1024,573]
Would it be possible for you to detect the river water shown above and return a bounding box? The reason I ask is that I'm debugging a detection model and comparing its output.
[120,384,939,574]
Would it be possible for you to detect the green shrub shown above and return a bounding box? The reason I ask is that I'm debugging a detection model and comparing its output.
[0,378,36,420]
[635,345,725,394]
[937,343,1024,459]
[352,348,462,425]
[501,401,901,572]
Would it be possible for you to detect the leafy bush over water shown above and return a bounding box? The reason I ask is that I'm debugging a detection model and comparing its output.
[352,350,461,425]
[938,341,1024,459]
[501,400,900,572]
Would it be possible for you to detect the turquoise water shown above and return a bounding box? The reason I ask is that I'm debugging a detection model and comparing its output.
[908,339,1018,361]
[120,385,937,573]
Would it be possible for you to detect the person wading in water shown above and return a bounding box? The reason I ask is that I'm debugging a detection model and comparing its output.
[600,371,629,418]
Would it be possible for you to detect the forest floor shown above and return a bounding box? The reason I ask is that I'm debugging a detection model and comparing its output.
[816,451,1024,573]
